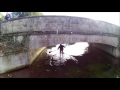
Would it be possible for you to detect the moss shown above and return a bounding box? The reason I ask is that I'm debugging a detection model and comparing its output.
[85,63,120,78]
[94,68,120,78]
[87,63,108,73]
[65,66,82,78]
[4,49,28,56]
[95,72,114,78]
[85,63,112,78]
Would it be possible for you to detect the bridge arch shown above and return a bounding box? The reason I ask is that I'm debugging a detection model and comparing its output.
[29,34,118,51]
[1,16,120,57]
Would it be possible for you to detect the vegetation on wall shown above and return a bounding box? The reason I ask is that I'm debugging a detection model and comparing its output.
[0,13,4,21]
[0,34,29,56]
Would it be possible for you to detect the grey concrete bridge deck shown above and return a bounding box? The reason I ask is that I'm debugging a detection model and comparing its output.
[0,15,120,57]
[0,16,120,47]
[1,16,120,35]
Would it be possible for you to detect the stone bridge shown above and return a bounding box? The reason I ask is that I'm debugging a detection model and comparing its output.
[0,16,120,74]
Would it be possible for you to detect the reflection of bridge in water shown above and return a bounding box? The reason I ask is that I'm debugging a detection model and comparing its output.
[0,16,120,74]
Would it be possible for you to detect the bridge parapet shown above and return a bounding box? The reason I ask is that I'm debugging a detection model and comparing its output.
[0,16,120,36]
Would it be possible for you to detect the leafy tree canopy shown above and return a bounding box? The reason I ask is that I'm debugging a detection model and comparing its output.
[0,13,4,21]
[11,12,43,18]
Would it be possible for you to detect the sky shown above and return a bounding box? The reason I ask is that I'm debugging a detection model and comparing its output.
[1,12,120,26]
[43,12,120,26]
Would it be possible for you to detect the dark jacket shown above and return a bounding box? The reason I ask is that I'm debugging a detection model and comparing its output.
[5,14,11,20]
[58,44,65,51]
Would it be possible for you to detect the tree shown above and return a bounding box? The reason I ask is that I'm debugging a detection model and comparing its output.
[0,13,4,21]
[26,12,43,16]
[11,12,43,19]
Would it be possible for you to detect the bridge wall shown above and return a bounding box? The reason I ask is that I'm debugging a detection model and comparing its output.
[29,34,119,50]
[28,34,120,58]
[0,47,47,74]
[0,52,29,74]
[92,43,120,58]
[1,16,120,36]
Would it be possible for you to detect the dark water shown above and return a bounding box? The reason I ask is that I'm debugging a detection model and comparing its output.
[0,42,120,78]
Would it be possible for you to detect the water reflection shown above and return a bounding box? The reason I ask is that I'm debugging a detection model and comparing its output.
[47,42,89,66]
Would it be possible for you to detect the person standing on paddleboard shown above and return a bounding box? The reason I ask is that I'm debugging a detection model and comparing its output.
[58,44,65,57]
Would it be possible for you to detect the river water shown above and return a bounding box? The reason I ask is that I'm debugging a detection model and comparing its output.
[46,42,89,66]
[0,42,120,78]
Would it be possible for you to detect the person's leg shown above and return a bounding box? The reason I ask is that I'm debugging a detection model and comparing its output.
[60,50,61,54]
[60,50,61,57]
[61,50,63,57]
[62,50,64,54]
